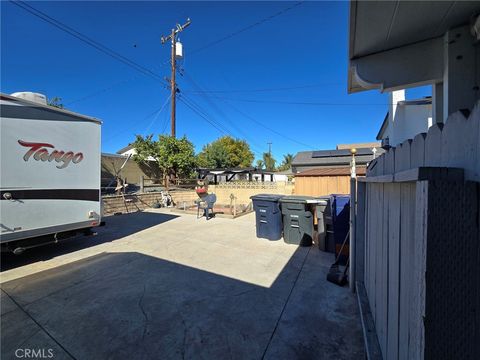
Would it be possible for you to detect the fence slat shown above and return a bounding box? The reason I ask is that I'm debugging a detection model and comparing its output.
[441,110,468,168]
[424,123,443,166]
[384,148,396,174]
[366,183,377,315]
[387,183,401,360]
[376,154,385,176]
[410,181,428,360]
[373,183,384,330]
[376,182,388,356]
[367,158,378,177]
[395,139,412,172]
[411,133,426,168]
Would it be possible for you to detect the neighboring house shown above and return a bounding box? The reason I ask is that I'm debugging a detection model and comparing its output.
[291,145,383,174]
[376,91,433,148]
[116,144,136,157]
[101,153,149,187]
[196,167,275,184]
[117,143,155,161]
[272,168,293,182]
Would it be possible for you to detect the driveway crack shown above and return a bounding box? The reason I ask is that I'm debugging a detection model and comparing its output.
[260,247,311,359]
[138,284,149,340]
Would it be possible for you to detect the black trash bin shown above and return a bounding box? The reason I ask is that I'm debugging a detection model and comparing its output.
[280,196,321,246]
[250,194,285,240]
[315,198,330,251]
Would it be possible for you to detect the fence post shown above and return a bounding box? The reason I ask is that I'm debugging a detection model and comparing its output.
[140,175,144,193]
[350,177,356,292]
[355,181,366,284]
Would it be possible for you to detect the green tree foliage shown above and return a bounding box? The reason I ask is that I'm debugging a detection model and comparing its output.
[277,153,293,171]
[132,135,197,182]
[197,136,254,168]
[255,159,264,169]
[262,152,276,171]
[48,97,64,109]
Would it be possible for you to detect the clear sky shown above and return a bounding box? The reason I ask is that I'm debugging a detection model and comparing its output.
[1,1,431,162]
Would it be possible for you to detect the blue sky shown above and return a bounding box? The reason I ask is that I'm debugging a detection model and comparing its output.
[1,1,430,162]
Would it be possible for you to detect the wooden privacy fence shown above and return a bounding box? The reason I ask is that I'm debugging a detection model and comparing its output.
[295,175,351,196]
[295,167,366,196]
[353,103,480,360]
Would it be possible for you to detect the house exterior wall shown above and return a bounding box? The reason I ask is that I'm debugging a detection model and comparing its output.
[382,103,433,147]
[101,154,157,186]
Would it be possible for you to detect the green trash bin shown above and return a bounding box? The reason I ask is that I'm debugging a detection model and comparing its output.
[280,196,322,246]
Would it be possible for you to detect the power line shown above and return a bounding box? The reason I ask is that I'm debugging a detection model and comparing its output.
[179,95,264,156]
[144,94,171,134]
[189,94,390,106]
[180,70,313,151]
[180,93,264,155]
[189,1,304,56]
[160,104,171,134]
[11,0,169,86]
[178,96,228,136]
[179,72,265,151]
[182,83,343,94]
[102,102,171,146]
[217,97,315,150]
[66,77,147,105]
[63,2,304,105]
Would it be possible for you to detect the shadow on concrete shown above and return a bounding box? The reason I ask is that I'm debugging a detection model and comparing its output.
[1,248,364,359]
[1,212,178,272]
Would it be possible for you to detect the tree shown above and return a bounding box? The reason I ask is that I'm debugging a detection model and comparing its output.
[197,136,254,168]
[255,159,264,169]
[277,153,293,171]
[132,134,196,187]
[262,152,276,171]
[48,97,64,109]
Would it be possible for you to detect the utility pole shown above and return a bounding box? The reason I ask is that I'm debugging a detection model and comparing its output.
[161,18,191,138]
[267,142,272,156]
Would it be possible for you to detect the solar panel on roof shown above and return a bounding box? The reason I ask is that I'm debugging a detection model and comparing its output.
[311,148,374,158]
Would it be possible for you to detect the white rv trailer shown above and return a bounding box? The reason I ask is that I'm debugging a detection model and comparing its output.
[0,93,102,253]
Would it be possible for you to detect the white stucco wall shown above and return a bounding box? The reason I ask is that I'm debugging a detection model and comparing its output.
[382,92,433,147]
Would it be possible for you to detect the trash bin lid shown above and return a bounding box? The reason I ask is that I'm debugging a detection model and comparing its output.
[279,195,326,204]
[250,194,285,201]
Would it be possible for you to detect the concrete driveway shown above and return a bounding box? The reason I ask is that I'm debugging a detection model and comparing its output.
[1,210,364,360]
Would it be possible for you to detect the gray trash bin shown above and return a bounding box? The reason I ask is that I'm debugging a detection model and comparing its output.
[315,198,330,251]
[250,194,285,240]
[279,196,320,246]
